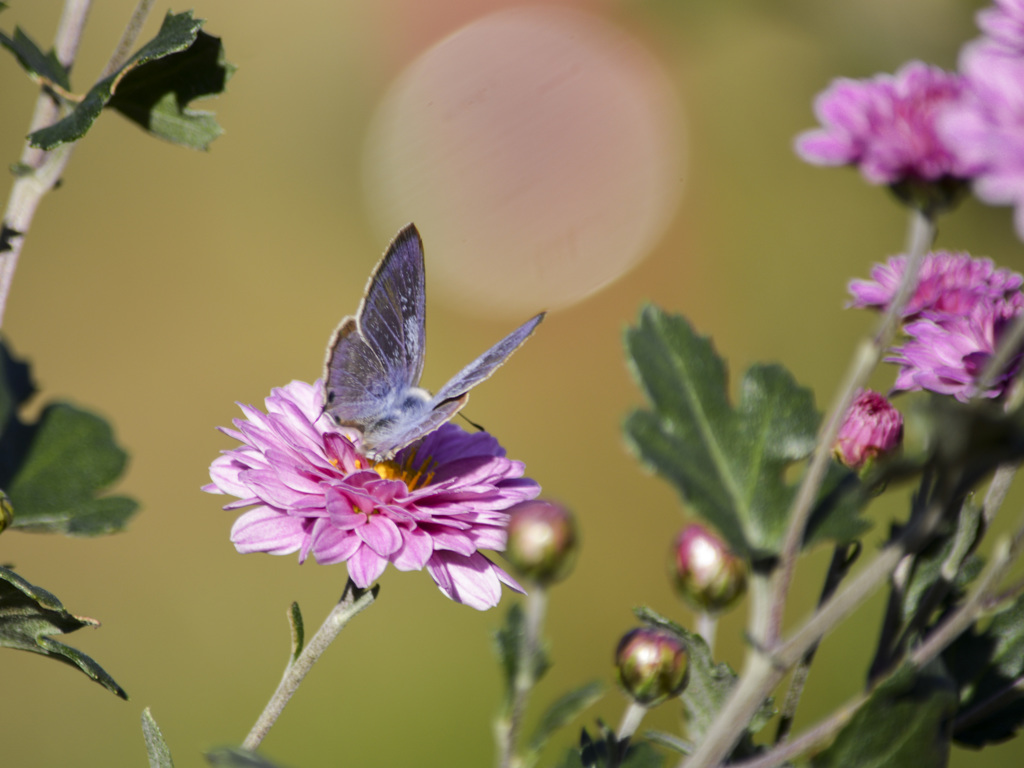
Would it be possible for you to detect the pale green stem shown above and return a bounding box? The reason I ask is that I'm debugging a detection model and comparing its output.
[496,587,548,768]
[241,581,378,750]
[0,0,157,329]
[696,612,717,654]
[679,209,936,768]
[617,701,648,741]
[767,208,934,645]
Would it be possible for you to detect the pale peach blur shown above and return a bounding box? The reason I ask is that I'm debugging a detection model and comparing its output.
[363,6,684,316]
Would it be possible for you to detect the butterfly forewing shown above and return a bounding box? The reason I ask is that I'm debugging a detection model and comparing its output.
[323,225,427,428]
[356,225,427,392]
[432,312,545,404]
[323,224,544,459]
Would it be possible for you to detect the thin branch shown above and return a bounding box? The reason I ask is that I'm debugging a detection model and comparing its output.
[241,580,378,750]
[99,0,157,79]
[766,209,935,647]
[496,588,549,768]
[0,0,93,328]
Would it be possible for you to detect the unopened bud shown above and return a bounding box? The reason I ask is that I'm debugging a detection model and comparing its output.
[504,500,578,585]
[615,627,688,706]
[670,523,746,613]
[833,389,903,470]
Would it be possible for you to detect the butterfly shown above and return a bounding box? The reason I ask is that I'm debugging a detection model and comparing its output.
[323,224,545,461]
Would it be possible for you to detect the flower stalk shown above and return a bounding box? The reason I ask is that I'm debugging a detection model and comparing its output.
[241,580,378,750]
[496,587,549,768]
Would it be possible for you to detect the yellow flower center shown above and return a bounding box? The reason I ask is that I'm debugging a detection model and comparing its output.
[373,445,436,490]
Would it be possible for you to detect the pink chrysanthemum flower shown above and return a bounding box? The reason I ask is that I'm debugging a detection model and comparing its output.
[887,301,1024,401]
[833,390,904,470]
[795,61,973,186]
[978,0,1024,54]
[203,380,540,610]
[848,251,1024,318]
[940,41,1024,238]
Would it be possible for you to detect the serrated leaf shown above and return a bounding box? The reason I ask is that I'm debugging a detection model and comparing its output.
[288,601,304,663]
[0,337,33,429]
[108,29,233,150]
[625,306,860,559]
[205,748,289,768]
[945,592,1024,746]
[4,401,137,535]
[0,565,126,697]
[902,499,982,629]
[142,708,174,768]
[812,664,955,768]
[29,11,230,150]
[0,26,70,89]
[528,681,605,753]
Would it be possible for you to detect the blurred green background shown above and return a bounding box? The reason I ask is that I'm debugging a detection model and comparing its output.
[2,0,1022,766]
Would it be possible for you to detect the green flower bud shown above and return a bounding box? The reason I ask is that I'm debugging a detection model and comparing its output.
[615,627,688,706]
[670,523,746,613]
[504,500,578,585]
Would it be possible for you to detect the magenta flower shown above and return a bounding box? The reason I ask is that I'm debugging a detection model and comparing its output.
[795,61,972,186]
[978,0,1024,54]
[203,380,540,610]
[848,251,1024,318]
[940,41,1024,238]
[833,390,904,469]
[887,301,1023,401]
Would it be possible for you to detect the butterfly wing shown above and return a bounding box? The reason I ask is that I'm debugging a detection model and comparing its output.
[356,311,544,459]
[432,312,545,404]
[323,225,427,428]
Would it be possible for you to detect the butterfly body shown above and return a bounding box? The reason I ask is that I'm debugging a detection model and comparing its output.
[323,224,544,461]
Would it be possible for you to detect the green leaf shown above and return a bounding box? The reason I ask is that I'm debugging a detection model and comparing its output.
[624,306,865,559]
[142,708,174,768]
[29,11,231,150]
[528,681,605,753]
[945,592,1024,747]
[288,601,304,663]
[0,340,137,536]
[108,28,234,150]
[0,26,70,89]
[635,606,773,752]
[901,499,982,630]
[0,337,33,428]
[0,565,126,698]
[812,663,956,768]
[5,402,137,535]
[205,748,290,767]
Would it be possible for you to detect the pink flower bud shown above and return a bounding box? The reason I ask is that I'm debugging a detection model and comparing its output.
[833,389,904,470]
[615,627,689,706]
[669,523,746,613]
[504,500,578,585]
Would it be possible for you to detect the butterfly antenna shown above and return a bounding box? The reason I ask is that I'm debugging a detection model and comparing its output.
[458,411,486,433]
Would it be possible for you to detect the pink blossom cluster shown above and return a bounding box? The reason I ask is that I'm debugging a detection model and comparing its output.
[850,252,1024,401]
[796,0,1024,235]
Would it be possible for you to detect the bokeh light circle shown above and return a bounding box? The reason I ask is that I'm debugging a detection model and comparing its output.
[363,6,685,316]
